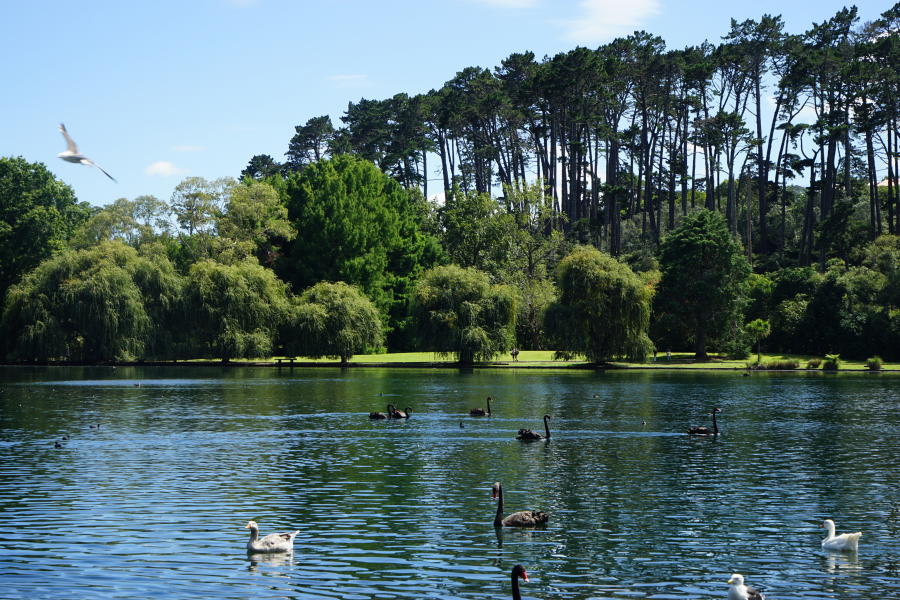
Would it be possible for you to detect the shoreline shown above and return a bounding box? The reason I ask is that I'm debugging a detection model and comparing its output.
[0,359,894,373]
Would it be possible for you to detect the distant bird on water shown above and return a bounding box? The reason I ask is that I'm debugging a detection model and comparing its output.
[57,124,116,182]
[54,441,63,448]
[89,423,99,429]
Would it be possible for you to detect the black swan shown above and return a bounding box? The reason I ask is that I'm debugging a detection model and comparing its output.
[391,406,413,419]
[244,521,299,553]
[369,403,396,419]
[517,414,551,440]
[492,482,550,527]
[470,396,493,416]
[510,564,529,600]
[687,407,722,435]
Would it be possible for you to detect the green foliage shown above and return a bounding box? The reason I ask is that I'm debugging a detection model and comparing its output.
[181,259,289,360]
[0,156,91,304]
[1,241,181,361]
[823,353,841,371]
[745,274,774,322]
[215,179,295,265]
[766,359,799,369]
[543,246,653,362]
[807,357,822,368]
[865,356,882,370]
[279,154,442,349]
[169,176,236,262]
[499,180,568,350]
[654,210,751,358]
[745,318,771,363]
[283,281,383,362]
[241,154,283,181]
[73,195,171,249]
[410,264,516,363]
[437,186,508,276]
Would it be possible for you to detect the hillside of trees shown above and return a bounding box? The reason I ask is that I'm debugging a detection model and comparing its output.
[3,4,900,363]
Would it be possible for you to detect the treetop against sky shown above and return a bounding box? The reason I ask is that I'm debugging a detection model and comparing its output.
[1,0,888,210]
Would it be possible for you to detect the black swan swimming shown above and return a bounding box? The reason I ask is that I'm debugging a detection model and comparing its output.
[470,396,493,416]
[510,564,529,600]
[687,408,722,435]
[391,406,413,419]
[492,482,550,527]
[369,403,396,419]
[517,414,551,440]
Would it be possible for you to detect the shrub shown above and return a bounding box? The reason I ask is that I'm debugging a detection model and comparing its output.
[823,354,841,371]
[866,356,883,370]
[767,359,799,369]
[807,358,822,369]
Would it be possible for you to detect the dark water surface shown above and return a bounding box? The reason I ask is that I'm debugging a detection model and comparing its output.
[1,367,899,599]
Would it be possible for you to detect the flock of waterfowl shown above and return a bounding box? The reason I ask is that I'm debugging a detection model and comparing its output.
[41,384,859,598]
[240,396,864,598]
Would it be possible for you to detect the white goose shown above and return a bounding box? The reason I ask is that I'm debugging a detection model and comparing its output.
[244,520,299,553]
[727,574,765,600]
[821,519,861,552]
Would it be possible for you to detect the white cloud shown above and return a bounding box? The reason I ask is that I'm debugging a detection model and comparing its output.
[173,145,206,152]
[558,0,661,45]
[145,161,189,178]
[329,75,368,88]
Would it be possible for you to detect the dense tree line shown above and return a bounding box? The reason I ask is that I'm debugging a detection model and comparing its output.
[247,4,900,269]
[4,4,900,363]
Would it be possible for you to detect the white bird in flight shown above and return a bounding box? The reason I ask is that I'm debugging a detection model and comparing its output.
[57,123,116,182]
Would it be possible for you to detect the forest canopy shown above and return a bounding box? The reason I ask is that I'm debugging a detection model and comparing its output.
[4,3,900,363]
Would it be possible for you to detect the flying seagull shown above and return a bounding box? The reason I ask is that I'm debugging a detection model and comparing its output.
[57,123,116,182]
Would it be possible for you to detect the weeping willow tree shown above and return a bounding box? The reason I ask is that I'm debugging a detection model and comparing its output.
[543,246,654,362]
[181,258,289,360]
[1,241,182,361]
[282,281,383,363]
[410,265,516,363]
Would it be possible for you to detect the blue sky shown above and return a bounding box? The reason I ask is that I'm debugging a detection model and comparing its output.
[1,0,891,209]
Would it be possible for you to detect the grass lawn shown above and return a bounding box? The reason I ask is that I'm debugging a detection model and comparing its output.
[241,350,897,371]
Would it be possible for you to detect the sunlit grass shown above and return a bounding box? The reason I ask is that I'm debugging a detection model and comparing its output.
[251,350,897,370]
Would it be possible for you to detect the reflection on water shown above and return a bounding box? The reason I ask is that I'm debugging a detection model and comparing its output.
[1,366,899,599]
[247,552,294,573]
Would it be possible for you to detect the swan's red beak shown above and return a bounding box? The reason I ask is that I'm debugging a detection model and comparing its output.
[492,490,497,500]
[522,571,529,582]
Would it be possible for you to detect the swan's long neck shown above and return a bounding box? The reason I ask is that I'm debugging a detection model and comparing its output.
[487,399,491,416]
[712,411,718,435]
[494,484,504,527]
[825,521,836,538]
[544,415,551,439]
[511,569,522,600]
[387,404,396,415]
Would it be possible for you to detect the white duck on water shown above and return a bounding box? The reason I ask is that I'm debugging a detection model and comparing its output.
[821,519,861,552]
[244,521,299,553]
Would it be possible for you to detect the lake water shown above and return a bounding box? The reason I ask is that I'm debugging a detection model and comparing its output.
[1,366,899,599]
